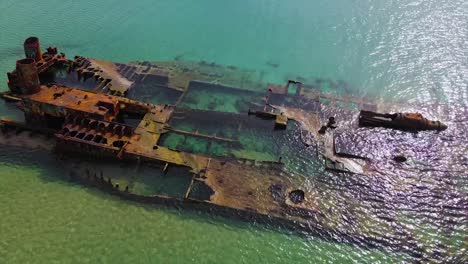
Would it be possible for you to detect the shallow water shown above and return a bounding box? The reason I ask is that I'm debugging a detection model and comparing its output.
[0,0,467,263]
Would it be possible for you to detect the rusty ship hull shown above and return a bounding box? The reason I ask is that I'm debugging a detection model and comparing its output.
[3,37,462,258]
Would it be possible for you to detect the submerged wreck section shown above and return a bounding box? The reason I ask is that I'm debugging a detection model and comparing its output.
[1,37,459,260]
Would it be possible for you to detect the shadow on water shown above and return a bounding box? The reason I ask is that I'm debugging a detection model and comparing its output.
[0,142,257,228]
[0,139,418,262]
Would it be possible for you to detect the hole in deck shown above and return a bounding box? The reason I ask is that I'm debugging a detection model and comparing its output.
[188,180,215,201]
[289,190,305,204]
[112,140,127,148]
[93,135,103,143]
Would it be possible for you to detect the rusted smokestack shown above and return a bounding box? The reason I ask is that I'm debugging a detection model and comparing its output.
[15,58,40,94]
[24,37,43,61]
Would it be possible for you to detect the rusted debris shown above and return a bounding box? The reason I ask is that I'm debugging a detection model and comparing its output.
[359,110,448,131]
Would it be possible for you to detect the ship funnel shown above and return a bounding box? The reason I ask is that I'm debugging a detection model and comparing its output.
[15,58,40,94]
[24,37,43,61]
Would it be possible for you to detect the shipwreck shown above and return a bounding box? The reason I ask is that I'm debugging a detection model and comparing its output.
[0,37,451,258]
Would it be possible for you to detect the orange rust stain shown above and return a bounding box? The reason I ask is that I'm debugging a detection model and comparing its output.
[25,85,119,120]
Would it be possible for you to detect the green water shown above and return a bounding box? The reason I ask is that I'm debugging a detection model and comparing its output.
[0,0,466,263]
[0,150,403,263]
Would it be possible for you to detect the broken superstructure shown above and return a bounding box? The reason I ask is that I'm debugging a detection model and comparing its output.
[1,37,453,257]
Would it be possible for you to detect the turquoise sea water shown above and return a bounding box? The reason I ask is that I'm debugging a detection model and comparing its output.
[0,0,466,263]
